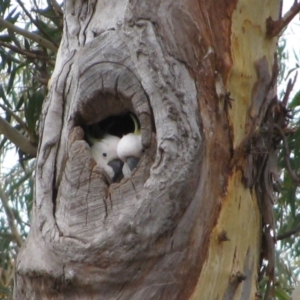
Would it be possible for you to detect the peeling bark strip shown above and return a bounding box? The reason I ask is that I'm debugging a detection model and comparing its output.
[15,0,281,299]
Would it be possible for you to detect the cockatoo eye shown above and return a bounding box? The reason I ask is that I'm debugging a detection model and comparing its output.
[102,153,107,157]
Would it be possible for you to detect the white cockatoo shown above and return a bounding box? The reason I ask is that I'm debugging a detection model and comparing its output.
[88,133,123,182]
[117,114,143,177]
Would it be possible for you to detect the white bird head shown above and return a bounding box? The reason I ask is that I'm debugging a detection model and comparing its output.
[89,134,123,182]
[117,133,142,161]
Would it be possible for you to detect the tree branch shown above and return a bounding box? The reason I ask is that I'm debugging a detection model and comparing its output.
[0,104,38,144]
[32,0,63,30]
[266,1,300,38]
[0,184,23,247]
[0,116,37,157]
[0,40,52,61]
[0,104,29,132]
[0,16,57,52]
[16,0,59,48]
[277,223,300,240]
[49,0,64,17]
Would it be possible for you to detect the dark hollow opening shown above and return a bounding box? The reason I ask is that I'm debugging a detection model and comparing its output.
[85,112,140,142]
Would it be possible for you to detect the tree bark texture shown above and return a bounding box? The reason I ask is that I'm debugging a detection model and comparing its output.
[15,0,280,299]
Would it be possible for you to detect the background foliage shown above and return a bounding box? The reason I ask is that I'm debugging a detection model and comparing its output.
[0,0,62,297]
[0,0,299,299]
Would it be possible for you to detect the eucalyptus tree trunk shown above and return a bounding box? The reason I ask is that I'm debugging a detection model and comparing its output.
[15,0,281,299]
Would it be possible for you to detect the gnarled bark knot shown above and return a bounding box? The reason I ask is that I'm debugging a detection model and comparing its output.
[52,30,202,238]
[17,27,202,295]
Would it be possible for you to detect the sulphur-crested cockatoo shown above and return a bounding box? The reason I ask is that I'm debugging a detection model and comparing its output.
[89,134,123,182]
[117,114,143,177]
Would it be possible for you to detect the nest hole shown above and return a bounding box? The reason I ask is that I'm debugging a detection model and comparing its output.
[70,90,154,184]
[85,112,140,142]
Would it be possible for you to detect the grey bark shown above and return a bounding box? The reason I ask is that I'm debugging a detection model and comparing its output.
[14,0,280,298]
[15,1,209,299]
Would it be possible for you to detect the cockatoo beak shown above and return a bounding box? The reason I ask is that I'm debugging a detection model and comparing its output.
[126,156,140,171]
[107,159,124,182]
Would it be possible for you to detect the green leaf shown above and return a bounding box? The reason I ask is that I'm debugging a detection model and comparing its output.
[7,28,21,48]
[289,90,300,109]
[5,7,19,24]
[0,0,11,16]
[15,94,25,110]
[6,64,16,94]
[0,84,10,108]
[274,286,291,300]
[25,90,44,134]
[24,38,30,51]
